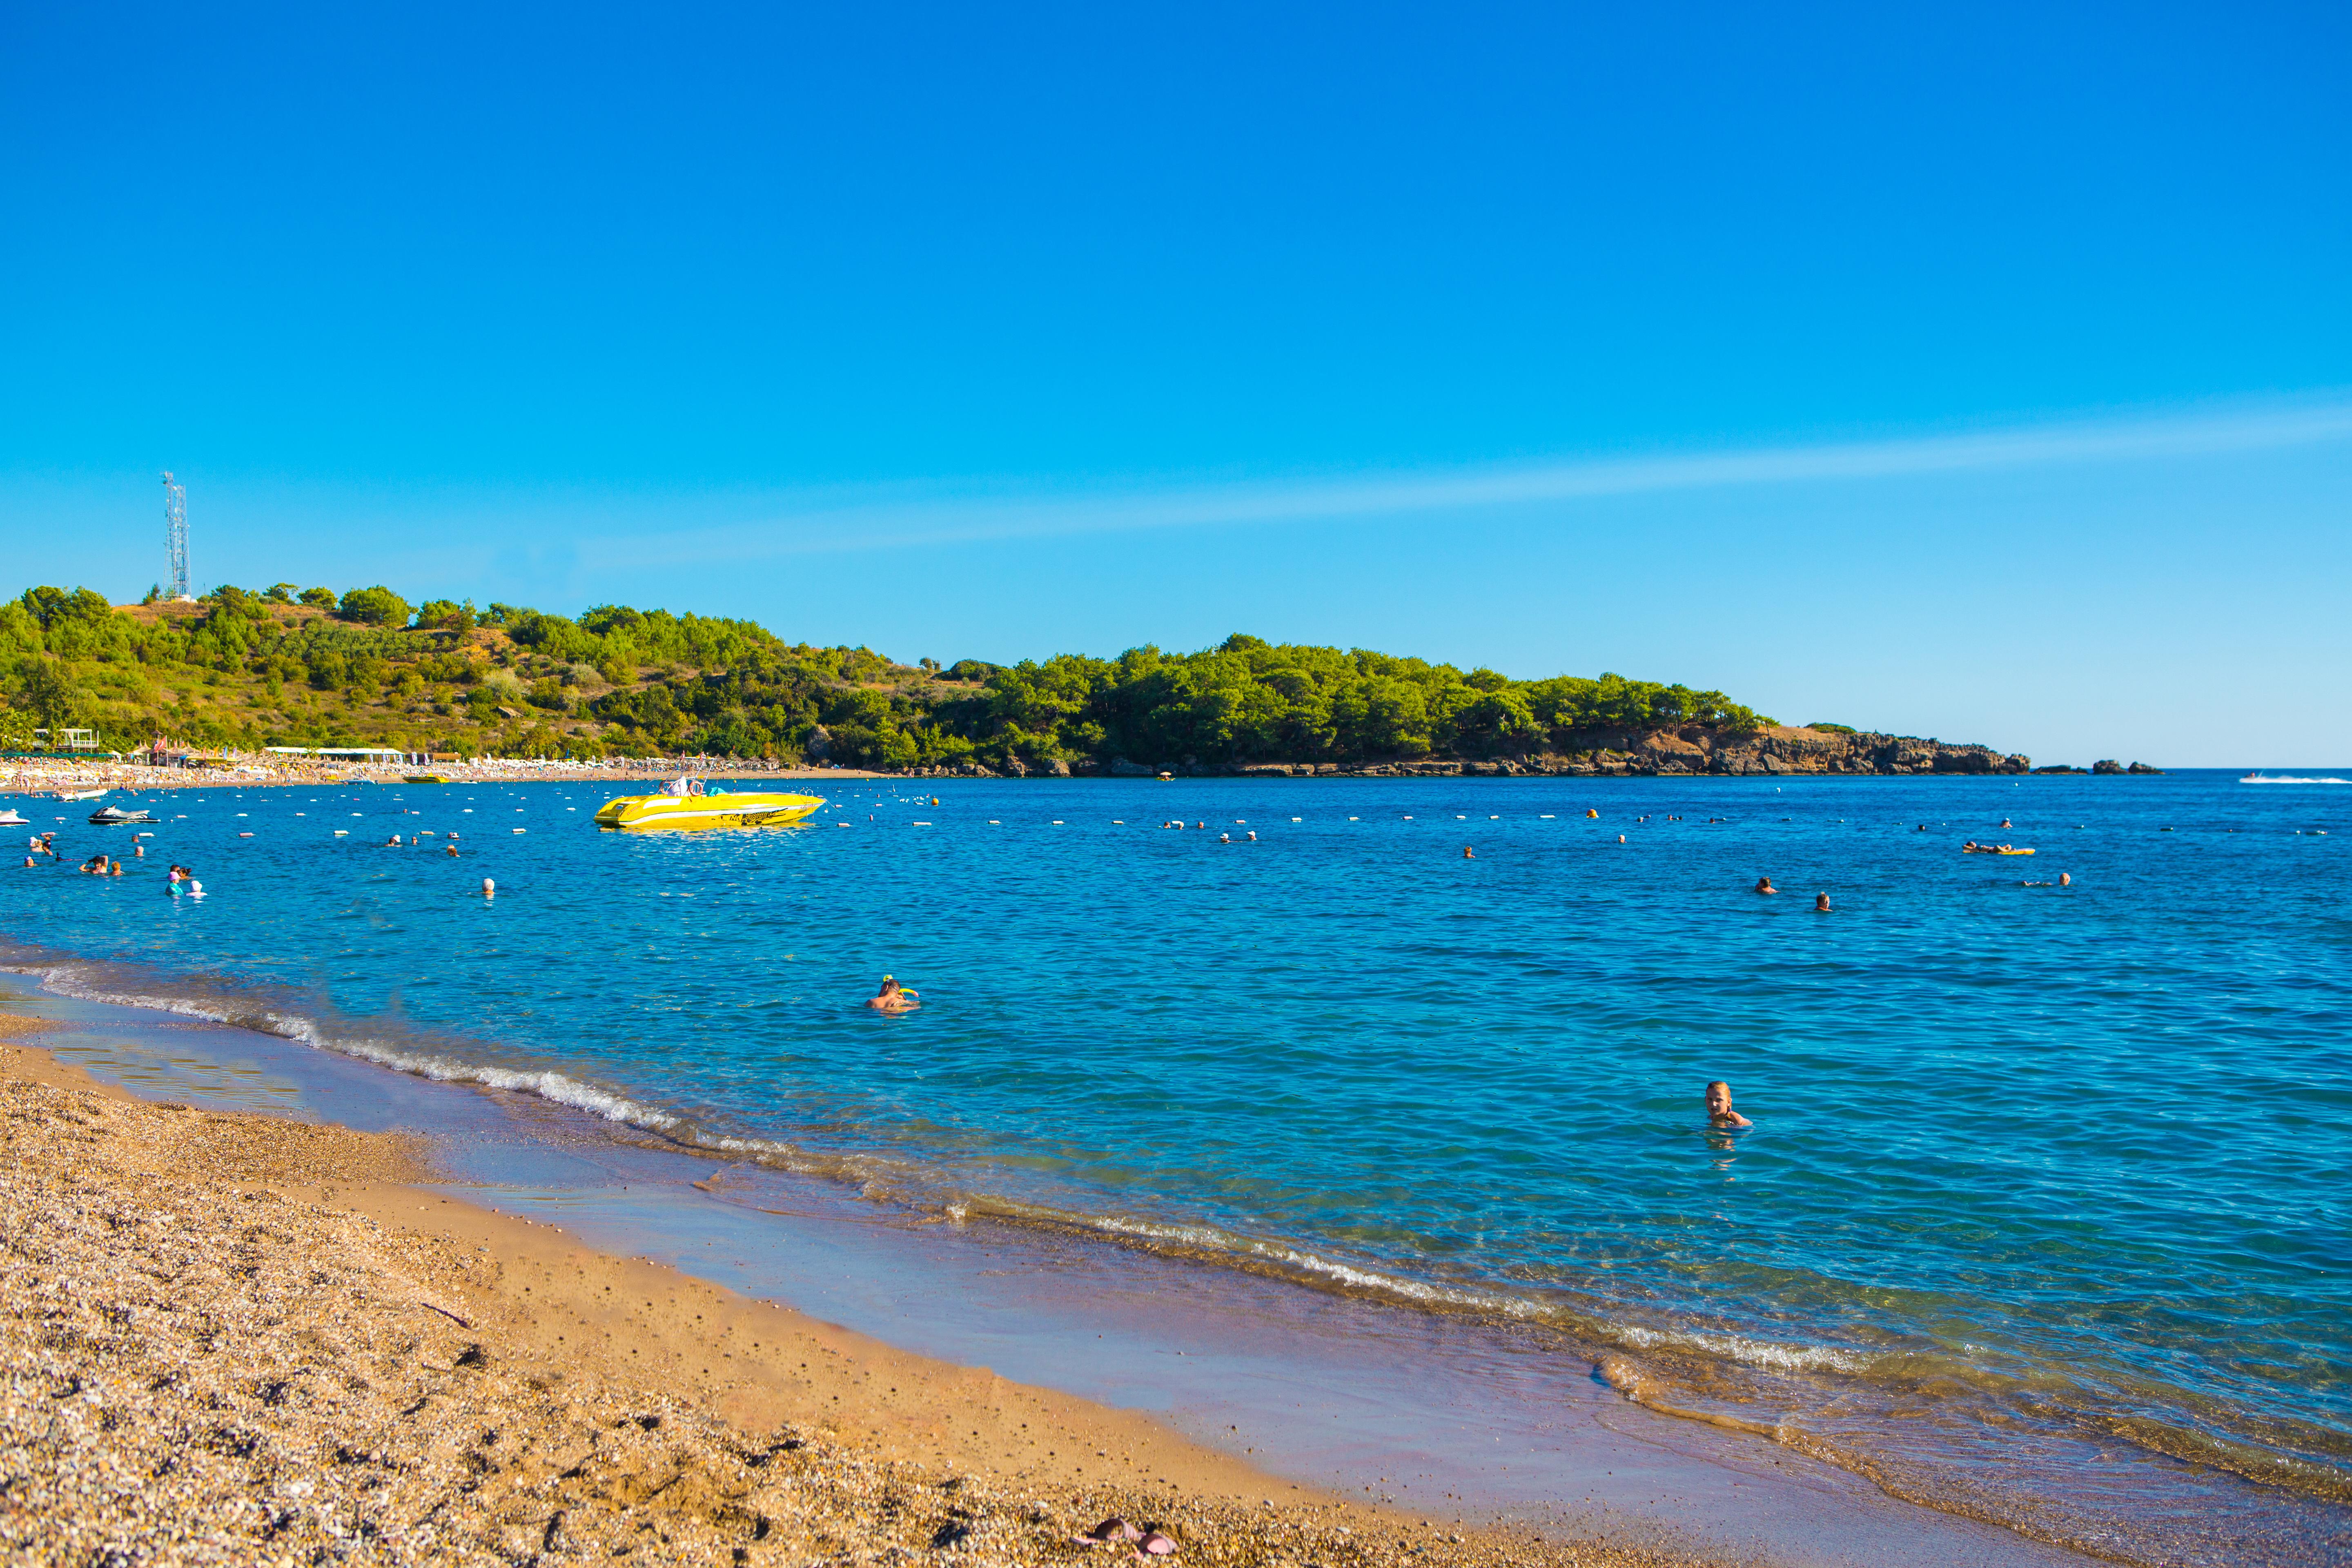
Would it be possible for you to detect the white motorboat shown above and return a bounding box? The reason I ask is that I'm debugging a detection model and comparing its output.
[56,787,106,802]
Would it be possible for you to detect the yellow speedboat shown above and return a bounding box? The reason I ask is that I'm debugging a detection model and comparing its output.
[404,773,452,784]
[595,782,824,830]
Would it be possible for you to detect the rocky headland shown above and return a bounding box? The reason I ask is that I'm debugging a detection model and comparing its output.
[958,726,2033,780]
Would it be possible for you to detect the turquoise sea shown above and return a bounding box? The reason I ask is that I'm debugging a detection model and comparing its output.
[2,768,2347,1563]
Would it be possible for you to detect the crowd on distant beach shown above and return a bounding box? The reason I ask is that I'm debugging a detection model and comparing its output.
[0,753,873,797]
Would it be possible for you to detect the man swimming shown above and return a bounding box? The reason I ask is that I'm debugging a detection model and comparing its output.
[1754,876,1776,894]
[1814,892,1831,912]
[867,975,920,1013]
[1706,1080,1752,1127]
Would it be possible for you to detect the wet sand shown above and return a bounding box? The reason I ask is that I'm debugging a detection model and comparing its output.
[0,1025,1709,1568]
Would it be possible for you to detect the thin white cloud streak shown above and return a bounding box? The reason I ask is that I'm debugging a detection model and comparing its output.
[575,398,2352,568]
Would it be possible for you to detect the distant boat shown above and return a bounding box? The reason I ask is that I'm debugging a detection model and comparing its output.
[89,805,156,825]
[2241,772,2350,784]
[55,787,105,802]
[404,773,452,784]
[594,782,824,830]
[0,809,27,828]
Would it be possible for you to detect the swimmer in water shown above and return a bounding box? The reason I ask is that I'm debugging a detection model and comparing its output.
[1219,833,1232,843]
[2060,871,2071,886]
[867,975,920,1013]
[1462,845,1475,859]
[481,878,495,897]
[445,843,460,857]
[1754,876,1776,895]
[1999,818,2012,830]
[1246,831,1258,841]
[1706,1080,1752,1127]
[1815,892,1831,911]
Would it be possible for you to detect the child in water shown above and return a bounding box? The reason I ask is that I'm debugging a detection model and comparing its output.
[1706,1081,1752,1127]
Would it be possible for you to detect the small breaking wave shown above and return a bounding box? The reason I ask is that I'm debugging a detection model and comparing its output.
[2,952,685,1136]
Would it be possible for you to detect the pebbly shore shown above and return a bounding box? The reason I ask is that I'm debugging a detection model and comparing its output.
[0,1022,1717,1568]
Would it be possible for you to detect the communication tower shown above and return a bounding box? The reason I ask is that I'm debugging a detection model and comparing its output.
[161,472,191,601]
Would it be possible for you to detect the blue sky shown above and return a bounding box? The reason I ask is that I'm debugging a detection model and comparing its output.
[4,4,2347,764]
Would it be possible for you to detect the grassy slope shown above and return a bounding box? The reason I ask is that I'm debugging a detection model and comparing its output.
[5,590,1780,769]
[22,600,946,762]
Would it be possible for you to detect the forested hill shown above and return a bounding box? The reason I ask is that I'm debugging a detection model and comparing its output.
[0,583,1771,769]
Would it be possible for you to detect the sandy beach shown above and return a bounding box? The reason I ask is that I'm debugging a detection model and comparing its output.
[0,1019,1708,1568]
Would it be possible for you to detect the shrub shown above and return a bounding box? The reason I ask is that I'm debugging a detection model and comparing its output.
[413,598,474,632]
[337,586,412,626]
